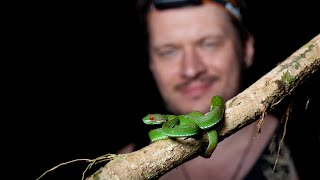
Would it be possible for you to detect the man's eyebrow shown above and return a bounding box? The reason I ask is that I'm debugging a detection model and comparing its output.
[150,34,225,51]
[151,43,177,52]
[198,34,225,41]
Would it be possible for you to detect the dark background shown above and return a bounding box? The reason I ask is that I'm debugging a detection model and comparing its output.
[10,1,319,179]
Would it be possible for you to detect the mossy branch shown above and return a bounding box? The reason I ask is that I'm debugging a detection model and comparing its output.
[85,34,320,180]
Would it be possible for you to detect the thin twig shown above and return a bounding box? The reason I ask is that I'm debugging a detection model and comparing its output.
[272,102,292,172]
[35,154,117,180]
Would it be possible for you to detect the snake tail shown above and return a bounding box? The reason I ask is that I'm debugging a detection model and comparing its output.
[202,130,218,158]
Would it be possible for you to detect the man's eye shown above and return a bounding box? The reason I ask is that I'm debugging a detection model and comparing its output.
[201,41,217,49]
[158,48,177,57]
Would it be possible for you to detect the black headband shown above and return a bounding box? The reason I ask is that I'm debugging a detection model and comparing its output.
[152,0,241,19]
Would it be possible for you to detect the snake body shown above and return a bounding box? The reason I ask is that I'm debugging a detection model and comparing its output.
[142,95,225,158]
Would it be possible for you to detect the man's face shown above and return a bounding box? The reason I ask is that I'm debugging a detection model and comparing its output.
[147,3,253,114]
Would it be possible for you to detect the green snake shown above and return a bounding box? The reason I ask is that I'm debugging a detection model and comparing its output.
[142,95,225,158]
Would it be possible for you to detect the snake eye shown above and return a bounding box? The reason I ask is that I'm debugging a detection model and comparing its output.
[149,116,154,120]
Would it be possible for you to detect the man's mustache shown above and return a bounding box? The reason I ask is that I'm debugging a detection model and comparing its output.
[175,76,219,91]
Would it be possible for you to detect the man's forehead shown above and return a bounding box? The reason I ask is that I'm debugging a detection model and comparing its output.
[148,3,228,20]
[147,3,230,30]
[148,9,231,48]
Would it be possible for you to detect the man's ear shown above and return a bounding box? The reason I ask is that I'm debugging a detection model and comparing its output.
[243,34,254,68]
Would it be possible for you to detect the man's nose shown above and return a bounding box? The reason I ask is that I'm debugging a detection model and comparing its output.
[180,48,206,79]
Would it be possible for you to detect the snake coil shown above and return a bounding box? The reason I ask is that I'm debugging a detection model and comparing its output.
[142,95,225,158]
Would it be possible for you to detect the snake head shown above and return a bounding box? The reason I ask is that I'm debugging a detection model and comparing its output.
[142,114,168,125]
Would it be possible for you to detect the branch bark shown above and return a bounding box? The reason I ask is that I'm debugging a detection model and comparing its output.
[86,34,320,180]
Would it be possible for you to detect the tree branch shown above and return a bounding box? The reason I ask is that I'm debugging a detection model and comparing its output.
[86,34,320,180]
